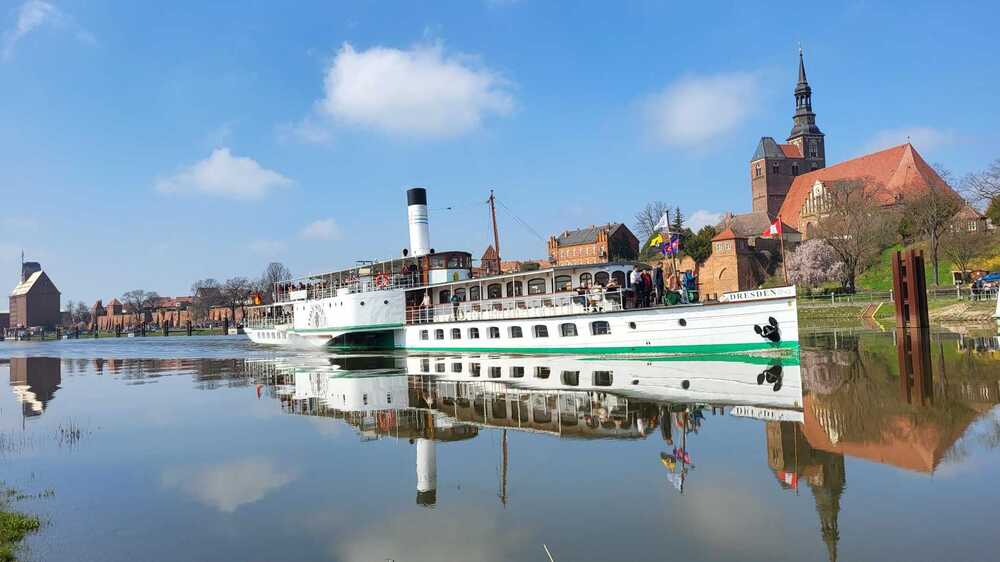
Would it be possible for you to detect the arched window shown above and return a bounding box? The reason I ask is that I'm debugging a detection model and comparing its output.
[593,371,613,386]
[506,280,523,297]
[560,323,578,337]
[451,328,461,339]
[435,329,445,340]
[611,271,625,287]
[488,326,500,338]
[469,286,481,301]
[579,272,593,286]
[468,327,480,339]
[561,371,579,386]
[509,326,523,338]
[487,284,502,299]
[595,271,611,286]
[439,290,451,304]
[454,288,466,301]
[533,325,548,338]
[554,275,572,292]
[527,278,547,295]
[590,321,610,335]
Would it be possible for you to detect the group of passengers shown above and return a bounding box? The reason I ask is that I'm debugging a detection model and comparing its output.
[628,263,696,308]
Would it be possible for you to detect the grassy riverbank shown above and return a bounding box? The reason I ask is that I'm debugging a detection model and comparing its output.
[799,297,996,324]
[0,491,40,562]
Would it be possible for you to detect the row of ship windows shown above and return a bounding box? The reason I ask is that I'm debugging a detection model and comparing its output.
[419,360,613,387]
[419,321,610,341]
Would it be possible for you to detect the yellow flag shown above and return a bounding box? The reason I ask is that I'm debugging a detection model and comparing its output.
[649,233,663,247]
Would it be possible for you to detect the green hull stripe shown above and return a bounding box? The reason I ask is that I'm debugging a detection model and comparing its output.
[402,340,799,356]
[290,323,403,334]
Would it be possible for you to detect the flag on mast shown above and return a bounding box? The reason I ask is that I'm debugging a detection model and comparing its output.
[760,217,783,238]
[654,212,671,233]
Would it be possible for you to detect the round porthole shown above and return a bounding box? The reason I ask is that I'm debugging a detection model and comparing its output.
[678,318,687,327]
[384,300,389,305]
[629,322,637,329]
[681,380,690,390]
[360,301,365,306]
[631,379,639,385]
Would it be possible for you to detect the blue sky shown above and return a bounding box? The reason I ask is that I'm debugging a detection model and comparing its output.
[1,0,998,306]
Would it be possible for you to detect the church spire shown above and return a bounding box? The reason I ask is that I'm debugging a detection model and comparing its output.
[788,48,823,145]
[797,47,808,86]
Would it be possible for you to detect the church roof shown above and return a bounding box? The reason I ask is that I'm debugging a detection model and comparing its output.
[780,144,802,158]
[719,212,800,237]
[752,137,805,161]
[777,143,958,231]
[552,223,625,246]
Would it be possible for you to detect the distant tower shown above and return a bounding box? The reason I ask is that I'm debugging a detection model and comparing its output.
[787,49,825,170]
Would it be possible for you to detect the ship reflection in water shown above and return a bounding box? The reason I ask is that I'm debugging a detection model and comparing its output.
[2,326,1000,561]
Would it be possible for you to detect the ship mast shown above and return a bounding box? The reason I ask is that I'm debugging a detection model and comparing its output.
[488,190,501,273]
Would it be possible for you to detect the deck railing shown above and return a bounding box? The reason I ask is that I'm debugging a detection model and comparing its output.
[244,316,293,329]
[407,290,626,325]
[276,273,422,303]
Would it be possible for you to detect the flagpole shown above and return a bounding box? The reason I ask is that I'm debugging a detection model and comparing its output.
[778,217,789,285]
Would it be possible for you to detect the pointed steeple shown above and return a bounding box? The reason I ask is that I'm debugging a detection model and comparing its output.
[797,47,808,86]
[788,48,824,147]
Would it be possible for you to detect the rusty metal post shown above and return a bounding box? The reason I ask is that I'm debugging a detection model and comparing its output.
[896,326,933,405]
[891,249,930,328]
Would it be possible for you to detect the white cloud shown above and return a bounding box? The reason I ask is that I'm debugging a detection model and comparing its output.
[863,126,956,154]
[248,239,287,256]
[156,148,292,200]
[643,72,760,148]
[687,210,723,230]
[314,42,514,139]
[161,458,295,513]
[2,0,94,60]
[278,117,333,146]
[300,218,341,241]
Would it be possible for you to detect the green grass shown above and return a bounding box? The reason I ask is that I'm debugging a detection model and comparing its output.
[857,241,956,291]
[0,502,40,562]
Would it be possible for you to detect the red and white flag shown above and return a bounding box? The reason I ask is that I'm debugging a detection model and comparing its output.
[761,217,783,238]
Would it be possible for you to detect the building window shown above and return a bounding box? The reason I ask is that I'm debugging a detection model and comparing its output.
[471,363,481,376]
[420,330,429,340]
[488,326,500,339]
[554,275,572,291]
[808,141,818,158]
[489,366,502,379]
[754,162,762,178]
[439,290,451,305]
[435,329,445,340]
[533,325,549,338]
[487,284,502,299]
[509,326,523,338]
[579,272,593,286]
[535,367,550,379]
[792,163,799,176]
[561,371,580,386]
[469,286,481,301]
[451,328,461,339]
[591,321,610,335]
[469,327,480,339]
[560,323,578,337]
[593,371,613,386]
[506,280,523,297]
[511,366,525,378]
[527,278,547,295]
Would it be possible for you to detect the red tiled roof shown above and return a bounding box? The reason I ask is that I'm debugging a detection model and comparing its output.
[711,227,742,241]
[777,143,958,231]
[779,144,802,158]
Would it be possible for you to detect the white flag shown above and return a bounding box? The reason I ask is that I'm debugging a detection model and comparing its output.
[654,212,671,233]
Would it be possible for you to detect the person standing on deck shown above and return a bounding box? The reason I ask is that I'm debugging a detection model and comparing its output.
[653,263,664,306]
[421,291,432,323]
[641,269,653,307]
[450,292,461,320]
[629,266,640,309]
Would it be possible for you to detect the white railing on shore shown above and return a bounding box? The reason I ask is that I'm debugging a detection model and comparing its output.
[796,286,999,307]
[407,290,626,325]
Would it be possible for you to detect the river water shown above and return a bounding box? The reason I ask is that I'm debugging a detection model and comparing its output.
[1,327,999,562]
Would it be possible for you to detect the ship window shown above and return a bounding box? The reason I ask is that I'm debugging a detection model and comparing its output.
[435,329,445,340]
[509,326,523,338]
[560,323,578,337]
[611,271,625,287]
[593,371,613,386]
[591,321,611,335]
[533,325,549,338]
[448,255,464,268]
[488,326,500,338]
[511,366,525,378]
[421,359,429,372]
[579,272,593,286]
[487,283,502,299]
[554,275,572,292]
[489,366,502,379]
[506,280,523,297]
[470,363,481,376]
[561,371,580,386]
[535,367,551,379]
[431,256,446,269]
[435,363,445,373]
[469,286,481,301]
[420,330,429,340]
[527,278,547,295]
[469,327,480,339]
[452,363,462,373]
[439,290,451,304]
[363,393,368,405]
[451,328,461,339]
[454,288,466,301]
[596,271,611,286]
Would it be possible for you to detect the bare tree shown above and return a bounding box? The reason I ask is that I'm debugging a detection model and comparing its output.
[812,178,900,293]
[941,222,997,284]
[962,158,1000,203]
[633,201,672,242]
[259,262,292,303]
[121,290,160,327]
[903,184,962,286]
[190,278,222,323]
[221,277,253,320]
[74,302,91,327]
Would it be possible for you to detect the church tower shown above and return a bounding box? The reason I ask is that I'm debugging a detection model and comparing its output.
[750,49,826,217]
[787,49,825,170]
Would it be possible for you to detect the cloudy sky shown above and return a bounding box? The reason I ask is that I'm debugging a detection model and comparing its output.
[1,0,997,305]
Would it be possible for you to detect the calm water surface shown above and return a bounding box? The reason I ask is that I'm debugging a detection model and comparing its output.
[2,329,1000,562]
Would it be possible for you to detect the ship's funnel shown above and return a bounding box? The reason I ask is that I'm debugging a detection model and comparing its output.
[406,188,431,257]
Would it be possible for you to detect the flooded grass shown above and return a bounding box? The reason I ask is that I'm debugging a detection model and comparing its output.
[0,487,42,562]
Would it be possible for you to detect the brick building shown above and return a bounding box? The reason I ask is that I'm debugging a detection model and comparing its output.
[547,223,639,266]
[9,262,61,330]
